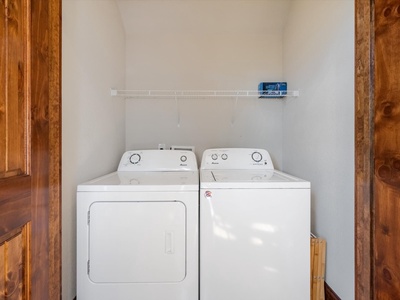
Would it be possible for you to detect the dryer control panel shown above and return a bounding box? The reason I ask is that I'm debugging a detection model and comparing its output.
[118,150,197,171]
[201,148,274,170]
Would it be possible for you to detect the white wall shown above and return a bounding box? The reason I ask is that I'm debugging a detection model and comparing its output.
[120,1,291,167]
[62,1,126,299]
[283,1,354,298]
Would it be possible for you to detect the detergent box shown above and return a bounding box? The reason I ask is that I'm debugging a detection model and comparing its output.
[258,82,287,98]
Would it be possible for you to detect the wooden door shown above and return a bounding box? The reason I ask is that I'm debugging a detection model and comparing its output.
[0,0,61,299]
[356,0,400,299]
[373,1,400,298]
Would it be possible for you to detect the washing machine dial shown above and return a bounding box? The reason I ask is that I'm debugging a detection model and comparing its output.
[251,151,263,162]
[211,154,218,160]
[221,154,228,160]
[129,153,141,164]
[180,155,187,162]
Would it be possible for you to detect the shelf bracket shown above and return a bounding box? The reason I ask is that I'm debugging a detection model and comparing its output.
[175,94,181,128]
[231,94,239,126]
[110,88,118,96]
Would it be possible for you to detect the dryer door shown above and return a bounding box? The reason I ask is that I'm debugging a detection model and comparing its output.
[88,201,186,283]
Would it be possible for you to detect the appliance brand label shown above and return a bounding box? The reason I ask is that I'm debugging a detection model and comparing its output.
[204,191,212,200]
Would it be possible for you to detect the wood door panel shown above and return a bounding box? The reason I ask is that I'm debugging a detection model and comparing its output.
[0,0,7,175]
[6,0,28,178]
[3,233,24,300]
[0,223,30,300]
[374,180,400,298]
[0,195,30,238]
[0,0,29,179]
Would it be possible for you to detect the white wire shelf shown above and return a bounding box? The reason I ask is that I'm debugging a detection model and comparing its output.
[110,89,299,98]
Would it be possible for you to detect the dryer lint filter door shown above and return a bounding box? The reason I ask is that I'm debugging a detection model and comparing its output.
[88,201,186,283]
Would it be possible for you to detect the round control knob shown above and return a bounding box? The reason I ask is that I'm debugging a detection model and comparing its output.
[251,151,263,162]
[129,153,141,164]
[221,154,228,160]
[211,154,218,160]
[180,155,187,162]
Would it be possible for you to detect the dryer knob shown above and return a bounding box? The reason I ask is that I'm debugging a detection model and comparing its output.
[251,151,263,162]
[129,153,141,164]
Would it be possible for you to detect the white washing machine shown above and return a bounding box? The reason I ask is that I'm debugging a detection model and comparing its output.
[200,148,310,300]
[77,150,198,300]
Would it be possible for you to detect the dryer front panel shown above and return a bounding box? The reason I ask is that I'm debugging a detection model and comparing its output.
[88,201,186,283]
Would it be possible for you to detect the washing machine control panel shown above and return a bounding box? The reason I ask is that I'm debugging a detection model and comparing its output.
[118,150,197,171]
[200,148,274,170]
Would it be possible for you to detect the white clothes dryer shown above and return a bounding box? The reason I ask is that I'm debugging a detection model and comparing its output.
[200,148,310,300]
[77,150,198,300]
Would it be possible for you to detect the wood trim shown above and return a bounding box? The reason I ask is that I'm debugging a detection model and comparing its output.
[30,0,50,292]
[48,0,62,299]
[325,282,341,300]
[355,0,374,299]
[29,0,62,298]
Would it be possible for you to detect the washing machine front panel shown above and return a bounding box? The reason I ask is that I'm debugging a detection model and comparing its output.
[89,201,186,283]
[200,148,310,300]
[200,188,310,300]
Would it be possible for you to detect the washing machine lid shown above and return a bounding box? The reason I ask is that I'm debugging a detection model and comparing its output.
[77,171,199,192]
[200,169,310,189]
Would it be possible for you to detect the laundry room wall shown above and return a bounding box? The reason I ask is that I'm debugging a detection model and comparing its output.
[119,0,292,168]
[282,1,354,299]
[62,1,126,299]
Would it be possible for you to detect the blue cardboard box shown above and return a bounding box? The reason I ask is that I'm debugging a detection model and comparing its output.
[258,82,287,98]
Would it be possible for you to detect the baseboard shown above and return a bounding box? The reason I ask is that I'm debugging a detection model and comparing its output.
[325,282,341,300]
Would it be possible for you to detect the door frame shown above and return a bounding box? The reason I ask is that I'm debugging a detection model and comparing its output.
[355,0,373,299]
[43,0,378,298]
[42,0,62,298]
